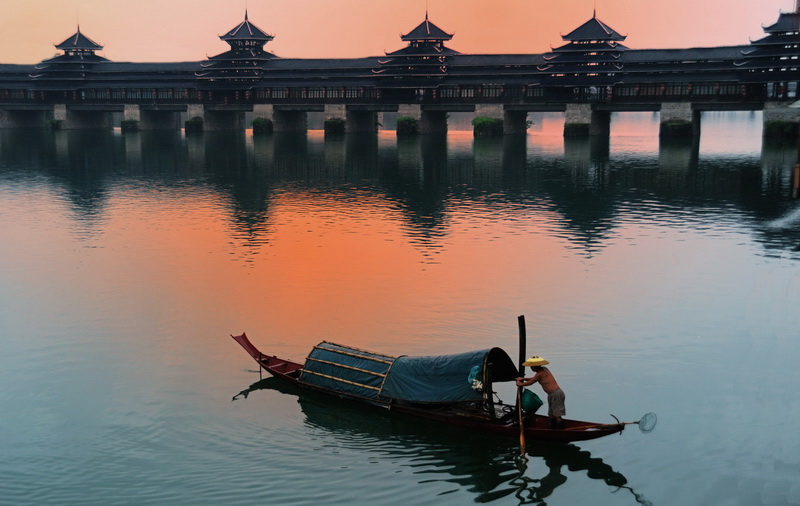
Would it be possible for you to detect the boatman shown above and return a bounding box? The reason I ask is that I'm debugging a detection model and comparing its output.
[515,356,566,429]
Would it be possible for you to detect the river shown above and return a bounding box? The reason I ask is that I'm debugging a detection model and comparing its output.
[1,112,799,505]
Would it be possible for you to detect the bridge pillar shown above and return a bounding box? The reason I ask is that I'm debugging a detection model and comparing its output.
[398,104,447,134]
[346,110,378,134]
[503,110,528,135]
[273,110,307,133]
[203,110,245,131]
[124,104,140,122]
[141,110,180,130]
[564,104,610,136]
[253,104,273,120]
[659,103,700,138]
[124,105,178,130]
[323,104,346,135]
[52,104,112,130]
[763,102,800,138]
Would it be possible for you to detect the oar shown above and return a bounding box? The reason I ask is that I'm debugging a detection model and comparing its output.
[517,315,527,455]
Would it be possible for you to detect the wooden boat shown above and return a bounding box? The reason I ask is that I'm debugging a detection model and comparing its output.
[231,332,630,443]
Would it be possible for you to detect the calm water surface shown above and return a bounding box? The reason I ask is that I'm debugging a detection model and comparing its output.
[1,112,799,505]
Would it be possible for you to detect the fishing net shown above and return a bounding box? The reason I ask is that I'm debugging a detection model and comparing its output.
[638,412,657,433]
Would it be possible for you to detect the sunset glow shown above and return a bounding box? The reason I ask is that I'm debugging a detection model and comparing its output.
[0,0,793,64]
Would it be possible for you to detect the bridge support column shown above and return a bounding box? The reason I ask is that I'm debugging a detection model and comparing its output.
[660,103,700,139]
[763,102,800,139]
[253,104,273,120]
[474,104,505,136]
[346,111,377,134]
[140,110,180,130]
[128,105,179,130]
[324,104,346,135]
[124,104,140,122]
[564,104,590,136]
[398,104,447,135]
[564,104,610,136]
[503,110,528,135]
[203,110,245,131]
[53,104,112,130]
[273,110,307,133]
[420,111,448,134]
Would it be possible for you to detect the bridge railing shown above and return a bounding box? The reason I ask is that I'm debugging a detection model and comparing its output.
[0,82,782,108]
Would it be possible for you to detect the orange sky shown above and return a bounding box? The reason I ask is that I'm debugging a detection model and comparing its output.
[0,0,793,64]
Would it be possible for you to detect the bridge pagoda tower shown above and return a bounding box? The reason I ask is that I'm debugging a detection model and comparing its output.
[29,27,112,129]
[377,11,459,80]
[377,12,459,134]
[31,26,107,81]
[739,4,800,135]
[197,11,277,83]
[740,6,800,100]
[194,11,278,131]
[546,13,628,136]
[542,11,628,83]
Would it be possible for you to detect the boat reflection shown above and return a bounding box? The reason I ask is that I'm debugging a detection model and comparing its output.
[233,377,652,505]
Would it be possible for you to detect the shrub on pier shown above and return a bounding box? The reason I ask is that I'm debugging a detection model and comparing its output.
[396,116,419,135]
[324,117,346,136]
[185,116,203,133]
[47,119,62,131]
[120,119,139,133]
[763,120,799,139]
[472,116,504,137]
[252,117,273,135]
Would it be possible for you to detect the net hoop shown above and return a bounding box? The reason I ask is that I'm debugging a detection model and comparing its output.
[638,412,657,433]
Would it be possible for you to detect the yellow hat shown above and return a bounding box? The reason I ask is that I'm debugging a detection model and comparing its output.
[522,356,549,367]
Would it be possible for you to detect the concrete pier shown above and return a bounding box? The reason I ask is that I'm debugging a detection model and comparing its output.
[54,104,113,130]
[273,109,308,133]
[564,104,611,136]
[660,103,700,138]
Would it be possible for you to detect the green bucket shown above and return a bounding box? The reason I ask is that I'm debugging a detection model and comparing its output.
[521,389,543,414]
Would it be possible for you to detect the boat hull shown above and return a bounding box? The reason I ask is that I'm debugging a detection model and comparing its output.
[231,332,625,443]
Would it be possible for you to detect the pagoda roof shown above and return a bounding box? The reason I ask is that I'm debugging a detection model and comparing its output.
[749,32,800,46]
[762,12,800,33]
[206,49,278,61]
[551,41,628,52]
[221,11,274,42]
[385,45,460,57]
[401,13,453,41]
[562,13,626,42]
[55,27,103,50]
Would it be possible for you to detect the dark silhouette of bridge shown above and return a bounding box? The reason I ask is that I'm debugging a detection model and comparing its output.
[1,7,799,137]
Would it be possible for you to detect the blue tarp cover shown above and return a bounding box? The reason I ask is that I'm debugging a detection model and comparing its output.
[380,349,492,403]
[299,342,519,405]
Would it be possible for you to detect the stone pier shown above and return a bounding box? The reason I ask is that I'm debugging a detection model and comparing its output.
[763,101,800,138]
[398,104,447,134]
[503,110,529,135]
[123,105,179,130]
[54,104,113,130]
[564,104,611,136]
[346,110,378,134]
[273,108,307,133]
[659,102,700,138]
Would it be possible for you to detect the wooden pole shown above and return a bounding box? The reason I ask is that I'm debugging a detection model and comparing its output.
[517,315,527,454]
